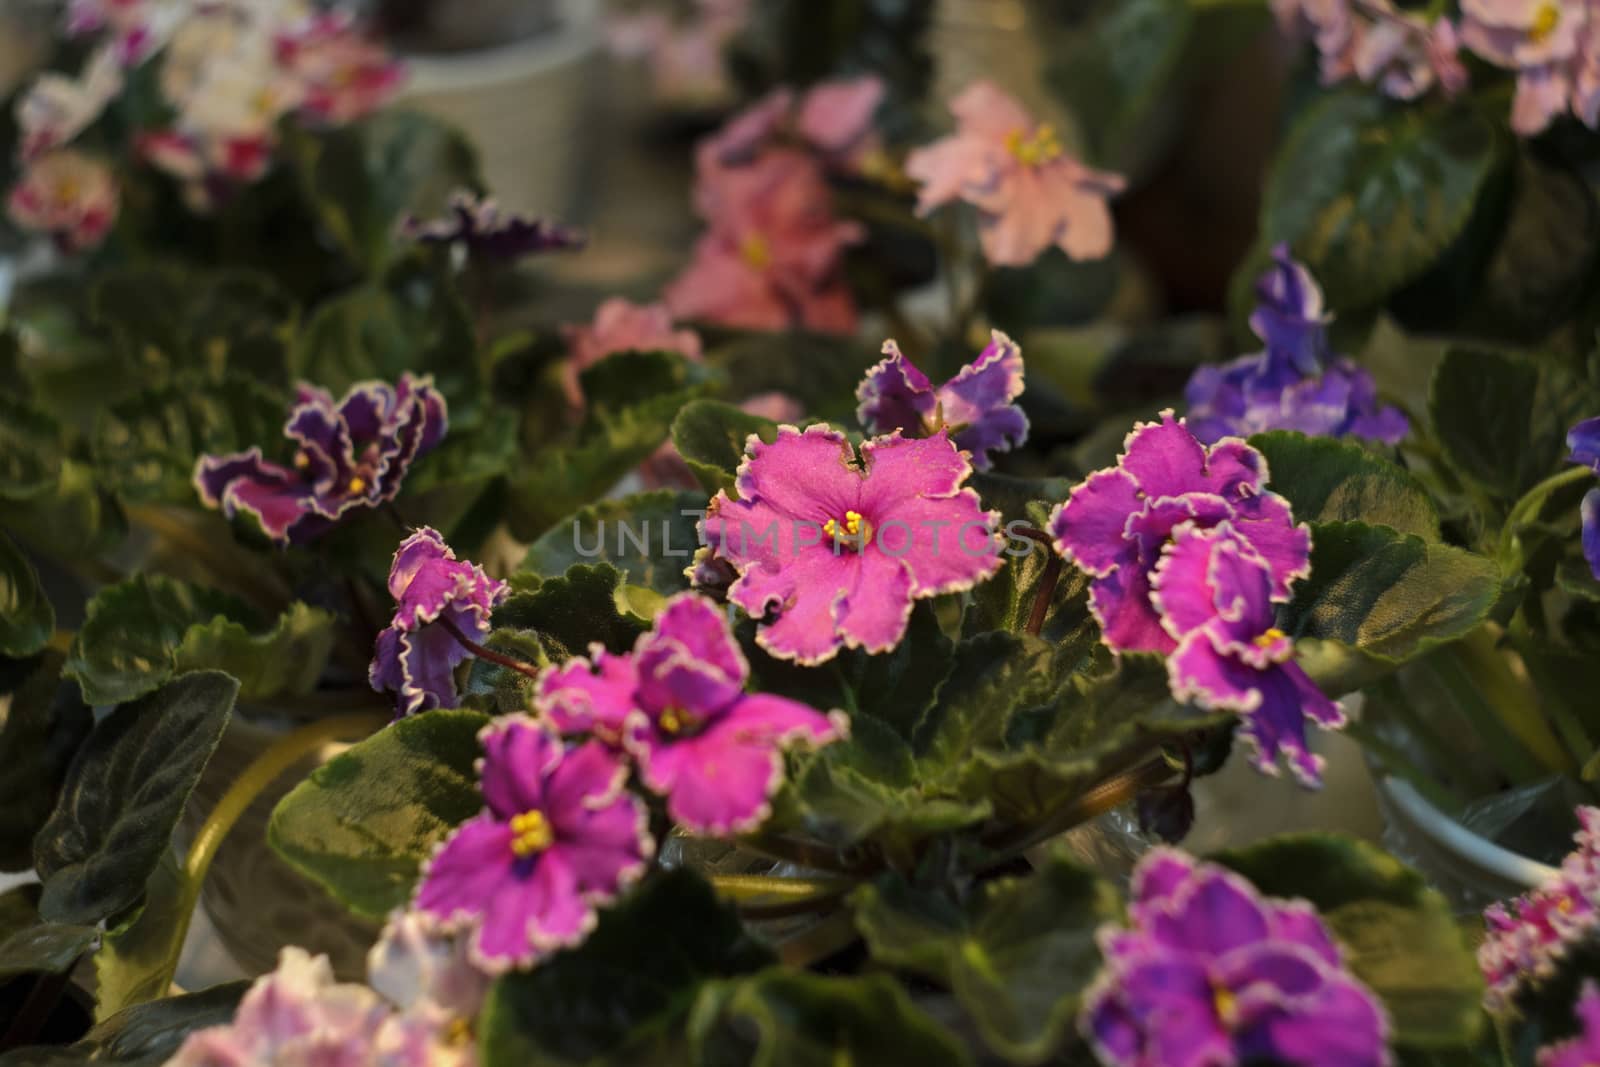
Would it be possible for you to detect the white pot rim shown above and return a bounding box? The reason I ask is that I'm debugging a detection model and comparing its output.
[1379,775,1560,890]
[398,0,598,94]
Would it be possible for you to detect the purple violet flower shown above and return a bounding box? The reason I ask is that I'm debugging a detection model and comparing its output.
[1151,522,1344,785]
[855,330,1029,471]
[1184,245,1408,446]
[194,373,446,546]
[370,528,508,717]
[698,424,1004,665]
[1567,416,1600,580]
[1048,411,1311,656]
[413,716,652,972]
[1480,806,1600,1014]
[1081,848,1390,1067]
[400,189,584,263]
[1538,981,1600,1067]
[537,593,847,834]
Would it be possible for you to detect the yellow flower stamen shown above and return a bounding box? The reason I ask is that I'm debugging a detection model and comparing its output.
[1253,627,1286,649]
[740,233,771,270]
[822,510,870,549]
[1213,985,1237,1026]
[347,475,367,494]
[509,810,554,857]
[1530,1,1561,43]
[1004,123,1064,167]
[293,452,311,469]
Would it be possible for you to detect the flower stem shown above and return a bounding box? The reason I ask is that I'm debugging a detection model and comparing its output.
[1025,551,1062,637]
[1498,465,1592,568]
[439,616,542,682]
[984,756,1175,861]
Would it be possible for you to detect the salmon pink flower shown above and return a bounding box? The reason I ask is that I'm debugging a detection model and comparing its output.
[561,298,703,409]
[413,717,652,971]
[1082,849,1389,1067]
[905,80,1124,267]
[7,149,119,252]
[1152,523,1344,785]
[194,373,447,545]
[538,593,846,833]
[370,528,508,717]
[401,190,584,265]
[1049,412,1310,655]
[856,330,1027,471]
[707,76,886,171]
[1539,981,1600,1067]
[699,425,1003,664]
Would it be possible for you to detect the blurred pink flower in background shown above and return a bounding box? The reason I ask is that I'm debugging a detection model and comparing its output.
[906,80,1123,267]
[275,11,406,126]
[607,0,750,106]
[562,298,704,409]
[8,149,119,252]
[15,46,123,162]
[705,76,886,172]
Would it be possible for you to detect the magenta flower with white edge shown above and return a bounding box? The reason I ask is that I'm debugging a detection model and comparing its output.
[698,425,1004,665]
[905,80,1124,267]
[537,593,847,834]
[412,717,653,972]
[369,528,509,717]
[856,330,1028,471]
[7,149,119,253]
[400,190,585,265]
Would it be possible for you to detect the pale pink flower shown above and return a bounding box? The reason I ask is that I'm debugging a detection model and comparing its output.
[561,298,704,409]
[367,912,489,1027]
[8,149,118,252]
[1275,0,1364,83]
[1459,0,1595,134]
[905,80,1124,267]
[15,45,123,162]
[275,12,405,126]
[607,0,750,106]
[705,76,886,173]
[1353,3,1470,99]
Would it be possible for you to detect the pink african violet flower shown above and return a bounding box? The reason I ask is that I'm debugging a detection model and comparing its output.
[370,528,509,717]
[195,374,447,546]
[1480,806,1600,1013]
[274,11,405,126]
[1353,2,1470,99]
[167,946,475,1067]
[1082,849,1389,1067]
[1539,981,1600,1067]
[7,149,119,253]
[1152,523,1343,785]
[67,0,186,65]
[707,76,886,171]
[413,717,652,972]
[639,392,803,491]
[538,593,846,833]
[700,425,1003,664]
[1459,0,1599,133]
[856,330,1028,472]
[1048,411,1310,656]
[666,149,863,333]
[1274,0,1363,83]
[905,80,1124,267]
[368,911,489,1027]
[15,45,122,162]
[561,298,704,410]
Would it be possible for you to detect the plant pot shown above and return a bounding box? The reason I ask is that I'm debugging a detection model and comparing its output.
[1374,775,1556,910]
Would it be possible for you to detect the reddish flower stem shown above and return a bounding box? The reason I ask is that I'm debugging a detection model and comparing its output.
[1013,524,1061,637]
[440,615,542,682]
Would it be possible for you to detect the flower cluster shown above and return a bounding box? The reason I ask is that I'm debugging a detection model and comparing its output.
[607,0,750,108]
[6,149,119,253]
[167,944,478,1067]
[1051,412,1343,784]
[195,374,447,546]
[1184,245,1408,446]
[856,330,1028,472]
[1567,416,1600,580]
[1275,0,1468,102]
[371,528,509,717]
[663,84,869,333]
[696,424,1003,665]
[905,80,1124,268]
[1081,849,1389,1067]
[400,190,584,267]
[1479,806,1600,1013]
[408,591,843,969]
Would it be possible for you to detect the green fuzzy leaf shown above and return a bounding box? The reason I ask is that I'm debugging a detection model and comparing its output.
[93,374,287,506]
[1261,91,1502,312]
[1214,834,1484,1047]
[0,392,65,502]
[1251,431,1441,541]
[687,970,973,1067]
[914,632,1064,776]
[289,110,481,275]
[171,602,338,701]
[3,460,128,562]
[0,652,92,871]
[479,870,774,1067]
[34,671,237,926]
[0,888,98,980]
[1429,348,1588,504]
[670,398,782,492]
[706,332,881,423]
[0,531,54,657]
[522,490,708,595]
[268,709,488,920]
[0,982,246,1067]
[1284,521,1502,666]
[93,853,190,1020]
[495,563,650,660]
[852,847,1121,1063]
[65,574,319,706]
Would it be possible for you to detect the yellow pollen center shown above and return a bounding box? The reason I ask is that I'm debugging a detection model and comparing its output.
[1560,896,1576,912]
[822,509,865,540]
[1213,985,1237,1025]
[659,706,698,735]
[293,451,311,469]
[1530,2,1561,42]
[740,233,771,269]
[1253,627,1286,649]
[1004,123,1064,167]
[445,1018,472,1045]
[56,178,82,202]
[347,475,367,494]
[509,810,553,857]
